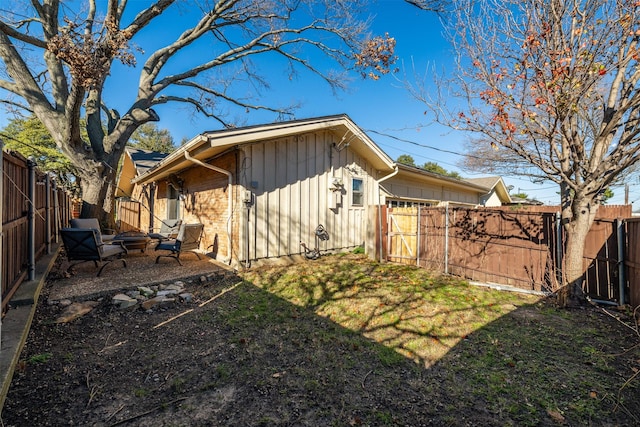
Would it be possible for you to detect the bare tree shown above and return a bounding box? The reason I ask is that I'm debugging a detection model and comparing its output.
[405,0,451,12]
[0,0,396,224]
[411,0,640,306]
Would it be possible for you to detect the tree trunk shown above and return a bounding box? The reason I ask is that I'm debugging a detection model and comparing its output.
[77,164,117,230]
[558,197,598,307]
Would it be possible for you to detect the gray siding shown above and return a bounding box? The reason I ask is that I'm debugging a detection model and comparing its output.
[239,131,377,261]
[382,175,481,205]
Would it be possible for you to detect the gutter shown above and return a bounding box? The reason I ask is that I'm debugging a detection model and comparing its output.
[184,151,233,265]
[376,165,399,262]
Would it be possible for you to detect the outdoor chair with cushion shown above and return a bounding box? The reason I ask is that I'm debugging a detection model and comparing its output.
[155,223,204,265]
[148,219,182,242]
[70,218,117,243]
[60,228,128,276]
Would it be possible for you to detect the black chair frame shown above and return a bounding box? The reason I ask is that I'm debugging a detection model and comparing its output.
[155,223,204,266]
[60,228,128,276]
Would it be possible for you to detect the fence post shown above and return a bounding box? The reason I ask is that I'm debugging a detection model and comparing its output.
[386,208,391,263]
[1,142,4,349]
[555,211,563,288]
[45,172,51,254]
[53,178,59,242]
[444,204,449,275]
[617,219,626,305]
[28,158,36,281]
[416,204,421,266]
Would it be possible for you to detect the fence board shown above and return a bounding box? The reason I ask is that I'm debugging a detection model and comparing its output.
[625,219,640,308]
[385,206,635,306]
[117,201,142,232]
[2,150,72,314]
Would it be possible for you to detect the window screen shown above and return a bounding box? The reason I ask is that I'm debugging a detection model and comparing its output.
[352,178,364,206]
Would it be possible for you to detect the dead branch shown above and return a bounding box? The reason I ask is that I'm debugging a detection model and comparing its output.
[108,397,188,427]
[152,281,244,329]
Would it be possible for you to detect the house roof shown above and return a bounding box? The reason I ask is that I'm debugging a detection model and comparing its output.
[128,148,169,174]
[116,148,168,198]
[465,176,512,203]
[133,114,395,185]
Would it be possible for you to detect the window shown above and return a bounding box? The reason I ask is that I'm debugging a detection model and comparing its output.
[167,184,181,220]
[387,200,432,208]
[352,178,364,206]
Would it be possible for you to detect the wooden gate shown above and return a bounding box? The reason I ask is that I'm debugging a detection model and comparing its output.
[386,207,419,265]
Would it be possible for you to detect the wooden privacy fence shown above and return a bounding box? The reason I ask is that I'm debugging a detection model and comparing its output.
[1,149,73,315]
[117,200,142,232]
[624,218,640,308]
[383,205,637,307]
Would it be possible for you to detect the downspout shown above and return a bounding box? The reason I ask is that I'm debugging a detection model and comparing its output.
[184,151,233,265]
[376,166,399,262]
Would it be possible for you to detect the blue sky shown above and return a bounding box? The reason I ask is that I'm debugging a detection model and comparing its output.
[1,1,636,206]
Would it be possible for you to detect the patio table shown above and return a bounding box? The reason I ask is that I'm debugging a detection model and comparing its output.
[112,231,151,253]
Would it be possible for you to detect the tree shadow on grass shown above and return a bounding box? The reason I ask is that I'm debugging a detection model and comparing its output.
[3,255,639,426]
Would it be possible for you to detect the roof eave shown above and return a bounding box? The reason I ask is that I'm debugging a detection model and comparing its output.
[133,115,395,184]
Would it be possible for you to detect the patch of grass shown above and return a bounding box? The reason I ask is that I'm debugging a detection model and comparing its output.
[374,344,407,367]
[134,388,150,398]
[27,353,52,364]
[215,364,231,380]
[171,377,186,393]
[244,254,540,368]
[240,254,640,426]
[375,410,394,424]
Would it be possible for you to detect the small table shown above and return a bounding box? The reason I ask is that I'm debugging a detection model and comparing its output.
[113,231,151,253]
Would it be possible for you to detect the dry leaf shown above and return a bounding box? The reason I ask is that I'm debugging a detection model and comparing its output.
[54,301,99,323]
[546,408,565,424]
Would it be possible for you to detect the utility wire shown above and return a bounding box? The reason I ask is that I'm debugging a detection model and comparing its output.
[366,128,486,160]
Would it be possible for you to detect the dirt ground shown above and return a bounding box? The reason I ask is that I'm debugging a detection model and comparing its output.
[1,254,639,426]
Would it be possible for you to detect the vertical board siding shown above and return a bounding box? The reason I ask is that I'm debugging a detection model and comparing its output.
[241,130,374,261]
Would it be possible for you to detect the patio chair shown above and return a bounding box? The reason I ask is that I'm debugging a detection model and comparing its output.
[70,218,117,243]
[60,228,128,276]
[155,223,204,265]
[148,219,182,242]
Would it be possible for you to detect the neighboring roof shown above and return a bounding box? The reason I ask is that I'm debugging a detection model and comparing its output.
[508,195,544,205]
[394,163,491,193]
[465,176,513,204]
[128,148,169,174]
[465,176,501,189]
[116,148,169,198]
[133,114,395,185]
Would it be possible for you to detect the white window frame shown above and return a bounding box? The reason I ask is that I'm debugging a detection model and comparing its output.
[351,177,364,207]
[167,183,182,220]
